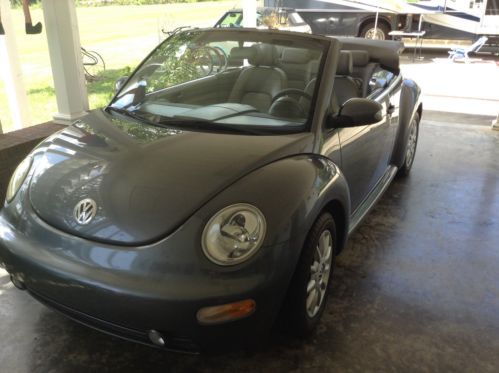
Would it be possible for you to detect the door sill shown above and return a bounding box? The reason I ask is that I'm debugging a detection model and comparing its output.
[348,166,398,235]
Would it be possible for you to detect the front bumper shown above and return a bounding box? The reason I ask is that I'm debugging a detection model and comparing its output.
[0,204,296,353]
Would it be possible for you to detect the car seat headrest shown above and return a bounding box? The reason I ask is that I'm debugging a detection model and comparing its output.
[248,44,278,66]
[280,48,311,64]
[229,46,256,61]
[337,51,353,75]
[350,50,370,67]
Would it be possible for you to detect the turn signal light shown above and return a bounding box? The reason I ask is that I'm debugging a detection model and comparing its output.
[196,299,256,325]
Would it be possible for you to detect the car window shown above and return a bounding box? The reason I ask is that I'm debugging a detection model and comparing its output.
[219,12,242,27]
[218,11,264,28]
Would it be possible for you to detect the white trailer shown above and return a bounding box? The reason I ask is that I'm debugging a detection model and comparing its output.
[410,0,499,37]
[269,0,499,42]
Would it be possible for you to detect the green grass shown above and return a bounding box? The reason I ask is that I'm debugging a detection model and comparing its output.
[0,1,252,132]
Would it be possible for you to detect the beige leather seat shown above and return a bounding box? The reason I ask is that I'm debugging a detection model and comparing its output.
[350,50,378,97]
[278,47,312,90]
[331,51,361,113]
[228,44,287,113]
[299,51,362,115]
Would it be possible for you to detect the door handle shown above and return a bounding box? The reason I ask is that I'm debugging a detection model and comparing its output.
[387,104,395,115]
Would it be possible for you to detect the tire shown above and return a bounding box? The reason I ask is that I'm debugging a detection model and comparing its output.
[360,22,390,40]
[280,212,337,337]
[398,112,420,177]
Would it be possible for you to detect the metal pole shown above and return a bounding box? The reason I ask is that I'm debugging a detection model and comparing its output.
[373,4,379,39]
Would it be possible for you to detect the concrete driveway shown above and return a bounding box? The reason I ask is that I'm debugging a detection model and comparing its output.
[400,51,498,116]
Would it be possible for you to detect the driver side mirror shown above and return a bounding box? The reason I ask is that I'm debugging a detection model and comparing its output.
[115,76,128,93]
[327,98,383,128]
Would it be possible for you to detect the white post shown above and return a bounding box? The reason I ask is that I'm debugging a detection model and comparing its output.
[373,5,379,39]
[492,113,499,131]
[41,0,88,124]
[418,14,423,31]
[0,0,31,131]
[242,0,257,28]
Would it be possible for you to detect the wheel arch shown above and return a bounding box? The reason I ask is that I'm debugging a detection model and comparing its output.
[417,102,423,120]
[322,199,348,255]
[391,79,423,168]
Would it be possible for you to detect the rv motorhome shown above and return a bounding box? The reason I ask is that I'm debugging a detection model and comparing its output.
[266,0,498,48]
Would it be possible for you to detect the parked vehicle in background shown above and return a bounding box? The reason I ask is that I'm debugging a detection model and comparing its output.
[266,0,498,51]
[214,7,312,33]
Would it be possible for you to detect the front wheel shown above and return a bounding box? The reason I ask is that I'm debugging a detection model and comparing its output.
[360,22,390,40]
[280,213,336,336]
[398,112,420,177]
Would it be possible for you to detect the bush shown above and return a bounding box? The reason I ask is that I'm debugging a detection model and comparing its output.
[10,0,38,5]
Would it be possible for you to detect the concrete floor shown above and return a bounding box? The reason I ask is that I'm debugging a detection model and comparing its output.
[1,114,499,372]
[400,52,499,116]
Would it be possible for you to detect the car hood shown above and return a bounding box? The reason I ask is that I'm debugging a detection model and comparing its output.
[28,109,313,245]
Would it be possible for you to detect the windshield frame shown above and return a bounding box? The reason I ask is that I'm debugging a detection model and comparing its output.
[107,28,331,135]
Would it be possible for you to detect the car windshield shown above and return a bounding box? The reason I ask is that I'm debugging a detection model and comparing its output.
[109,29,326,134]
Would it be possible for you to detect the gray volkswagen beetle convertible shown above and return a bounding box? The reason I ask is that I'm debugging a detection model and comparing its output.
[0,28,421,353]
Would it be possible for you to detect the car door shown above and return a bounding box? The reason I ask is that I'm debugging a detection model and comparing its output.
[337,98,392,212]
[321,95,392,213]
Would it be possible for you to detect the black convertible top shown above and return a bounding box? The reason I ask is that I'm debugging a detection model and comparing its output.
[334,37,404,74]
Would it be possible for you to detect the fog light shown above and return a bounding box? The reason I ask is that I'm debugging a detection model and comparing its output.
[148,329,165,347]
[197,299,256,325]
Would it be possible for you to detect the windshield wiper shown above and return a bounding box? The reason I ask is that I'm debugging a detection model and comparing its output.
[157,118,267,135]
[106,106,150,123]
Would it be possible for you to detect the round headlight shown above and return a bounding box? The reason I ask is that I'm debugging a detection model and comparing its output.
[202,203,266,266]
[6,156,32,203]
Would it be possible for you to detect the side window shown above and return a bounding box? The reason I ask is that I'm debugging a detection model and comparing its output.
[219,12,242,28]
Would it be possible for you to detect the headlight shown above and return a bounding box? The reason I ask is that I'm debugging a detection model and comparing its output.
[202,203,266,266]
[5,156,32,203]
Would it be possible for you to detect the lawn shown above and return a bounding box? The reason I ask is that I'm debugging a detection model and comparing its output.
[0,1,252,133]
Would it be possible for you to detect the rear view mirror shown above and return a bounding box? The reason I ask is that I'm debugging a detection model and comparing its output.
[115,76,128,93]
[328,98,383,128]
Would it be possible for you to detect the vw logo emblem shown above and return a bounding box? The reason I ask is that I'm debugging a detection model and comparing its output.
[73,198,97,225]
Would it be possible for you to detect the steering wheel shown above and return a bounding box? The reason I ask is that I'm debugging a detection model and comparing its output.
[271,88,312,104]
[209,46,228,73]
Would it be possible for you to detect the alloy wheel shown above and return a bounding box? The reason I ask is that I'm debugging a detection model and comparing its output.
[405,118,418,168]
[306,229,333,318]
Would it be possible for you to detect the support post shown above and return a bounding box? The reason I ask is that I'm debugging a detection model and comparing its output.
[0,0,31,132]
[41,0,88,124]
[492,113,499,131]
[242,0,257,28]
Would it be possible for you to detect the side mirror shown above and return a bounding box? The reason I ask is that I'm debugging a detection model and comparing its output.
[369,77,386,92]
[115,76,128,93]
[327,98,383,128]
